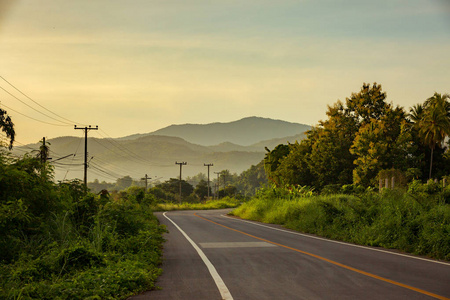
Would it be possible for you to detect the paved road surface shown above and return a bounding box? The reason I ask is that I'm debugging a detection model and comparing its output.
[130,209,450,300]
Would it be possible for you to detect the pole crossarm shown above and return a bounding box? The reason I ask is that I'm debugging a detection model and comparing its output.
[141,174,152,190]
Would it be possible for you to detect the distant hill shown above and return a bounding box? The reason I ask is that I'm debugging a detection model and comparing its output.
[14,117,311,183]
[120,116,310,146]
[251,133,308,151]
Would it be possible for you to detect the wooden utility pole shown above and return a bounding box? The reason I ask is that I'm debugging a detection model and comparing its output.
[74,125,98,188]
[141,174,151,190]
[175,162,187,203]
[204,163,213,199]
[214,171,220,199]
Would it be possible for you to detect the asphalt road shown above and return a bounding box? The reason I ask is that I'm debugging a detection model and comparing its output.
[130,209,450,300]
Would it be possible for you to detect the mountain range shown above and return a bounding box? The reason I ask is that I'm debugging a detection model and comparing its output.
[15,117,311,183]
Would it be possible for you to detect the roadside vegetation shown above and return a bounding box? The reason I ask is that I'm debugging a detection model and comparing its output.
[231,183,450,260]
[233,84,450,261]
[154,197,240,211]
[0,141,165,299]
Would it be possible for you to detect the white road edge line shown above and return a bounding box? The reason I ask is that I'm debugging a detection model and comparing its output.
[163,212,234,300]
[221,214,450,266]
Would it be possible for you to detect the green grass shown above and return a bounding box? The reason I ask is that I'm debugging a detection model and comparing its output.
[231,187,450,261]
[154,197,240,211]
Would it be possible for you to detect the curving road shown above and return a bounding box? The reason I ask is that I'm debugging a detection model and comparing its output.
[130,209,450,300]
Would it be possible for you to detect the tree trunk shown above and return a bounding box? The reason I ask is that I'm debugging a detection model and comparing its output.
[429,146,434,179]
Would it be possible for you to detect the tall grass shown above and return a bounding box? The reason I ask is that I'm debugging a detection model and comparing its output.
[154,197,240,211]
[231,186,450,260]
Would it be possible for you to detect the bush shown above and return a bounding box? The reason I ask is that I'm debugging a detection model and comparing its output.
[0,160,165,300]
[321,184,341,195]
[340,184,365,195]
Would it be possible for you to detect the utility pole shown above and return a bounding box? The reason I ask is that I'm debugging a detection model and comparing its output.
[204,163,213,199]
[175,161,187,203]
[41,137,46,164]
[222,171,227,187]
[39,137,51,163]
[141,174,151,190]
[75,125,98,188]
[214,171,220,199]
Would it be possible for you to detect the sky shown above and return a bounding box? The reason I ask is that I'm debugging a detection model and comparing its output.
[0,0,449,145]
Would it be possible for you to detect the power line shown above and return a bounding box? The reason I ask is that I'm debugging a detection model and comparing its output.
[95,130,155,165]
[90,161,127,179]
[0,102,70,126]
[0,75,86,126]
[90,163,123,180]
[90,135,151,167]
[51,162,84,166]
[92,156,141,177]
[0,85,74,125]
[63,136,84,181]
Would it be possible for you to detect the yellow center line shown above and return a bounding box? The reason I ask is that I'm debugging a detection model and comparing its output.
[194,213,449,300]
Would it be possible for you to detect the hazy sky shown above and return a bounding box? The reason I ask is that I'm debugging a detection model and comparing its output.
[1,0,449,144]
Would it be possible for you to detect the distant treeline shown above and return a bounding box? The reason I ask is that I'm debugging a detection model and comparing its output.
[88,161,268,201]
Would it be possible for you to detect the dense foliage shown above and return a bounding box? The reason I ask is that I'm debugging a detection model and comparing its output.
[232,183,450,260]
[232,84,450,262]
[264,84,450,190]
[0,151,165,299]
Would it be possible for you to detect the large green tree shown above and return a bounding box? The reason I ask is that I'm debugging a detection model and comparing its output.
[306,101,358,188]
[350,108,413,186]
[308,83,401,188]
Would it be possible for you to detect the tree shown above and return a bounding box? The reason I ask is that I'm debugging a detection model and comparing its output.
[0,107,15,150]
[350,113,413,186]
[409,104,424,127]
[264,144,290,186]
[235,160,267,196]
[193,179,211,201]
[419,93,450,179]
[115,176,133,191]
[275,138,315,187]
[218,185,238,198]
[157,178,193,199]
[186,173,207,187]
[346,82,388,126]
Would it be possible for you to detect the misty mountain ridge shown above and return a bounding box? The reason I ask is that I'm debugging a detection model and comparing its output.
[16,117,311,182]
[120,116,310,146]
